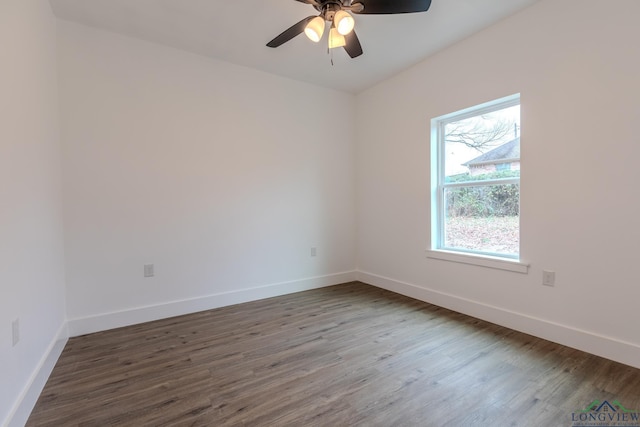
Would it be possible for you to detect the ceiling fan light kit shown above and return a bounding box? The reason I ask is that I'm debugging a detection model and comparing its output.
[267,0,432,59]
[334,10,355,35]
[304,16,326,42]
[328,27,347,48]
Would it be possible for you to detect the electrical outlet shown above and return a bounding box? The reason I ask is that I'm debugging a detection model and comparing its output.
[310,247,317,257]
[144,264,154,277]
[542,270,555,287]
[12,318,19,347]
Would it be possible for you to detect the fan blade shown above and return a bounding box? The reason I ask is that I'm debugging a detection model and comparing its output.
[352,0,431,14]
[267,16,316,48]
[343,31,363,58]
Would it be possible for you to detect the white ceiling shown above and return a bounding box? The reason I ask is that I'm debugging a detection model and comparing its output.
[49,0,540,93]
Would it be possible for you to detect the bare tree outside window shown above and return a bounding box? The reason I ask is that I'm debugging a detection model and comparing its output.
[445,114,517,152]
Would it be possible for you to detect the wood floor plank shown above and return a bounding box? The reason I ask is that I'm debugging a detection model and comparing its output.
[27,282,640,426]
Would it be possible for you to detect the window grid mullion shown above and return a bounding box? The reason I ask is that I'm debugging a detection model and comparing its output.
[442,178,520,189]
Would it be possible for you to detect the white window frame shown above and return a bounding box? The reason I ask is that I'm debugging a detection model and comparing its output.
[427,94,528,274]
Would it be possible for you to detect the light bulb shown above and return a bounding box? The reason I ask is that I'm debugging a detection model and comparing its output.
[328,27,346,49]
[304,16,325,42]
[334,10,354,35]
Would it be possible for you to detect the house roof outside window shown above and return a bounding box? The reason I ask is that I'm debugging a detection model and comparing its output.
[463,137,520,167]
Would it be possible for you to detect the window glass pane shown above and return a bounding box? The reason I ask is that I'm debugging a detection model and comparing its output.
[443,184,519,256]
[444,105,520,183]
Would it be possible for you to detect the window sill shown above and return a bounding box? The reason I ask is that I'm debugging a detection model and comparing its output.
[426,249,529,274]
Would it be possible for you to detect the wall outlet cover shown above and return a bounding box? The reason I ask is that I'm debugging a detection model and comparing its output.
[543,270,556,287]
[144,264,155,277]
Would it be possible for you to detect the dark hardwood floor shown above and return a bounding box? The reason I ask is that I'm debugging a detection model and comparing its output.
[27,282,640,426]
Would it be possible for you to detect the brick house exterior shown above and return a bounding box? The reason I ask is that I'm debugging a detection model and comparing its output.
[463,137,520,176]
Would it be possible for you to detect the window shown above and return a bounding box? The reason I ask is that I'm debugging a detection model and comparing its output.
[430,94,523,267]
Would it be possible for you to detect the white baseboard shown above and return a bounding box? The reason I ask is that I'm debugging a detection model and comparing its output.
[357,270,640,370]
[5,322,69,427]
[67,271,357,337]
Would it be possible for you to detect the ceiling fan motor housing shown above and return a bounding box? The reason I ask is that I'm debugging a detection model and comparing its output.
[319,2,343,21]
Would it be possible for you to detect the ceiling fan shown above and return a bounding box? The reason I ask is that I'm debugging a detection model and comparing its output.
[266,0,432,59]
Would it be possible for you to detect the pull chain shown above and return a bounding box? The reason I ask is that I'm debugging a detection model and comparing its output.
[328,46,335,66]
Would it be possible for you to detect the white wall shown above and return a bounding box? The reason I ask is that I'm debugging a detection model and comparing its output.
[356,0,640,368]
[58,21,357,333]
[0,1,67,425]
